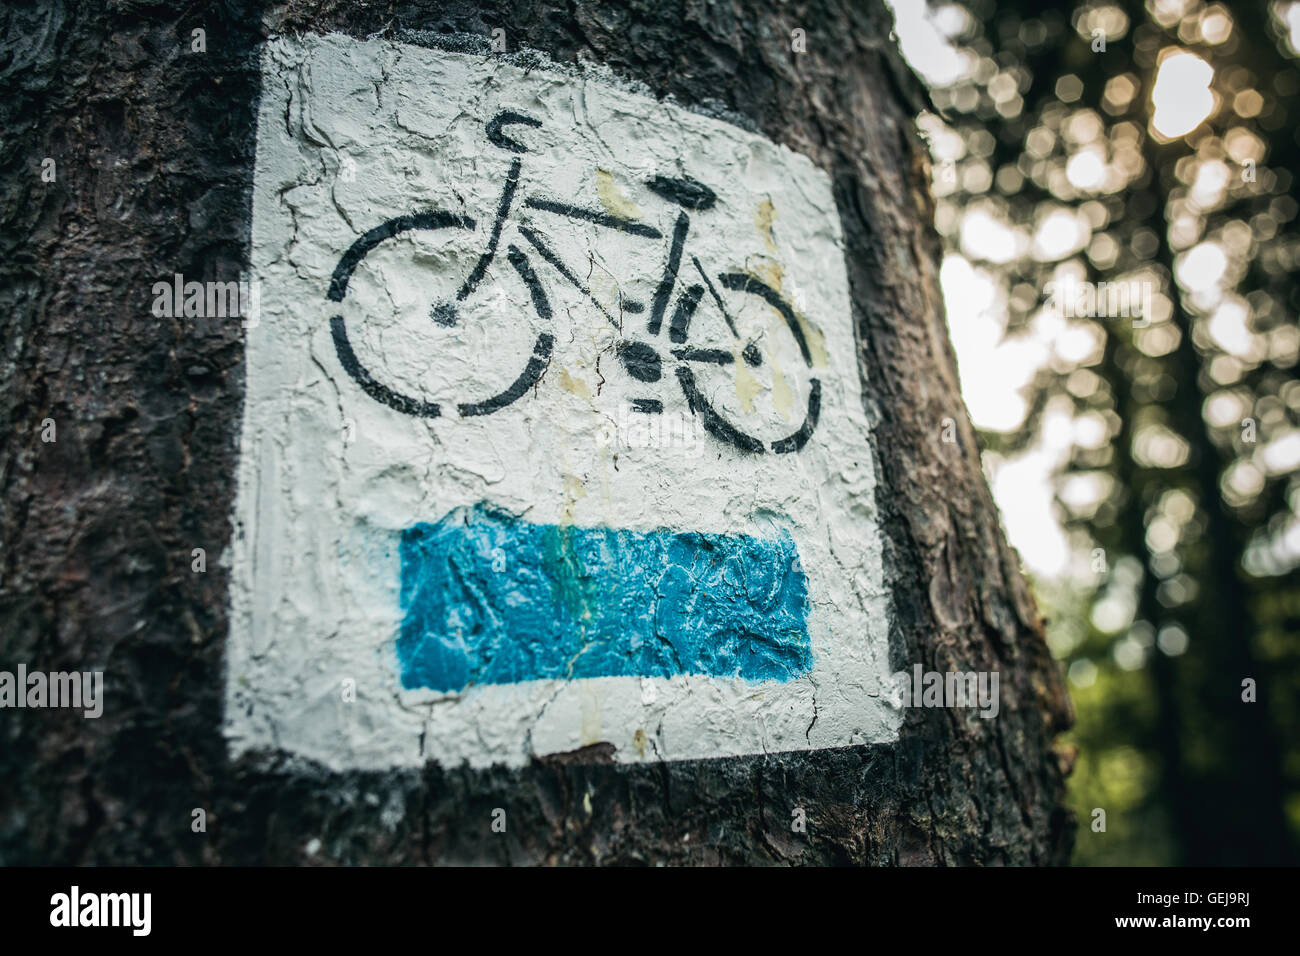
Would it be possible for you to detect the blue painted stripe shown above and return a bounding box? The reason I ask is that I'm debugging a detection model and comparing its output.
[397,504,812,692]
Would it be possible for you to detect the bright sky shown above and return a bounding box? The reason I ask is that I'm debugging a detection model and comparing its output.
[887,0,1074,577]
[884,0,1237,581]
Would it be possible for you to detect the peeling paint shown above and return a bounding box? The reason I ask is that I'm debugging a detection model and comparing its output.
[559,368,592,400]
[226,34,899,770]
[596,169,643,221]
[396,503,813,692]
[755,198,777,253]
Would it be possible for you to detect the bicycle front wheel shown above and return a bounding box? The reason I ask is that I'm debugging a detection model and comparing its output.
[327,210,553,419]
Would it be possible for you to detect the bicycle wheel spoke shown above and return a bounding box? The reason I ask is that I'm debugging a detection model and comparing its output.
[506,246,552,320]
[692,257,740,339]
[518,224,619,329]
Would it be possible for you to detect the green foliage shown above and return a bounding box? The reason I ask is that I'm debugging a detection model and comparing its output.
[904,0,1300,864]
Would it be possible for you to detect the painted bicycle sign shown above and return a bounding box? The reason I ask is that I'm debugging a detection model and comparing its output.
[229,34,897,771]
[327,110,820,453]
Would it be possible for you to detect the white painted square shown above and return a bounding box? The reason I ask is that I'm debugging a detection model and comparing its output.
[226,33,900,770]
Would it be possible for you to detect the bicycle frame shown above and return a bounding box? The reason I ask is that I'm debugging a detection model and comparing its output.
[326,110,821,453]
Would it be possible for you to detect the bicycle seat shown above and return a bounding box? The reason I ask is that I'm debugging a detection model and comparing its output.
[646,175,717,211]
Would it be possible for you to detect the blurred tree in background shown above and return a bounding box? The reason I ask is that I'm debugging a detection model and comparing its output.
[900,0,1300,864]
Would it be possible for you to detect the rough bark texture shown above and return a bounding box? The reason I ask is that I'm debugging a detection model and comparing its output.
[0,0,1074,864]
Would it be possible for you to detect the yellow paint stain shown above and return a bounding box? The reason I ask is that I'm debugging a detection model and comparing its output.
[750,256,784,290]
[733,345,760,414]
[558,476,593,619]
[795,312,829,370]
[768,315,794,422]
[561,473,587,525]
[596,169,642,221]
[755,199,777,252]
[746,258,829,371]
[559,367,592,400]
[633,728,647,758]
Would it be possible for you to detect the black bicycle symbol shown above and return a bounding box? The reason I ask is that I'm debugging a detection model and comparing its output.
[326,110,821,454]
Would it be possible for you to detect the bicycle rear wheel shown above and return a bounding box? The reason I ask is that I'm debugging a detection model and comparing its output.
[671,268,821,454]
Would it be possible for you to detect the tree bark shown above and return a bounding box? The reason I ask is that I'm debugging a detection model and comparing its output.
[0,0,1073,865]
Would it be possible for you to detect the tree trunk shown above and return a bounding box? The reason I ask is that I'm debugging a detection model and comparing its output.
[0,0,1073,865]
